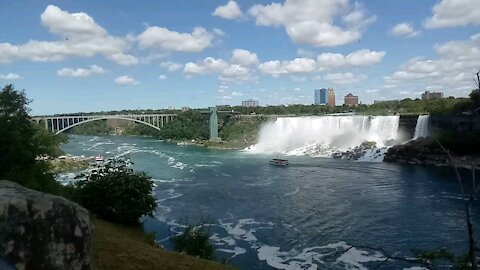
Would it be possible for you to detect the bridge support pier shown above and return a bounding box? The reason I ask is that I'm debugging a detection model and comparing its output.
[209,107,218,141]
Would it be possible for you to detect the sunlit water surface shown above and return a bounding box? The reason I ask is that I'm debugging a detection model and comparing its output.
[60,135,479,270]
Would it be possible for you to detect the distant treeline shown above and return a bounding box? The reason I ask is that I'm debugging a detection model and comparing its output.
[66,90,480,141]
[47,89,479,118]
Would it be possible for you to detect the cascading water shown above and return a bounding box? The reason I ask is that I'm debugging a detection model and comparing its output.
[413,115,430,139]
[247,115,400,159]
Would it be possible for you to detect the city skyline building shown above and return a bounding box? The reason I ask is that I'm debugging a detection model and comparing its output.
[327,88,336,107]
[314,88,327,105]
[421,91,444,100]
[242,99,259,107]
[344,93,359,107]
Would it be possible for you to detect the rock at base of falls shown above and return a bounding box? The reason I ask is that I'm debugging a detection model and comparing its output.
[0,180,91,270]
[332,141,380,160]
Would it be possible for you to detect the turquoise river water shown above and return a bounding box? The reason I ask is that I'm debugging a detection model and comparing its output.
[59,135,479,270]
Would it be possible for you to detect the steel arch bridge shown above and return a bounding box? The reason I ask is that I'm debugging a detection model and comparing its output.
[32,114,177,134]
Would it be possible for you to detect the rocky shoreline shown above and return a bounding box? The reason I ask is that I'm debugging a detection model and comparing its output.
[384,138,480,169]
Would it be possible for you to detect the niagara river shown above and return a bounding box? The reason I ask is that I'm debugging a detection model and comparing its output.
[59,134,479,270]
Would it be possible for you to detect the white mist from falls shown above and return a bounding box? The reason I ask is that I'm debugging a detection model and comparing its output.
[247,116,400,158]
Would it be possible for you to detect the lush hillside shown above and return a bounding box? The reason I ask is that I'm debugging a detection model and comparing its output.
[92,217,235,270]
[68,120,113,135]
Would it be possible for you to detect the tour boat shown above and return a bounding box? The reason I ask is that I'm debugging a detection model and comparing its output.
[269,158,289,167]
[95,155,104,162]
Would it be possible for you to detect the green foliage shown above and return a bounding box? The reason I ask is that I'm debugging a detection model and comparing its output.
[123,123,161,137]
[68,120,113,135]
[158,111,209,140]
[0,84,66,194]
[73,160,156,225]
[413,248,472,269]
[171,222,214,260]
[470,89,480,110]
[432,131,480,156]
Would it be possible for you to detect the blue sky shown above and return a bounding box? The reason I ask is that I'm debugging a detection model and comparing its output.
[0,0,479,115]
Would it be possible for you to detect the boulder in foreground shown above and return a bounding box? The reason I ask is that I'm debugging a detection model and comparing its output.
[0,180,91,270]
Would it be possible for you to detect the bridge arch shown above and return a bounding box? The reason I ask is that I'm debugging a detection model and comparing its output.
[55,116,162,134]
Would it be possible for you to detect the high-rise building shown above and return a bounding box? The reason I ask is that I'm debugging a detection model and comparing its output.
[344,93,359,107]
[421,91,443,100]
[314,88,327,105]
[327,88,336,107]
[242,99,259,107]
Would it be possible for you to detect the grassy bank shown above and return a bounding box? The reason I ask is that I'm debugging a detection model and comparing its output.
[50,159,89,173]
[92,217,235,270]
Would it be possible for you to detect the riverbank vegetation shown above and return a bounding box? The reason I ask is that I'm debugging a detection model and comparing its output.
[92,217,234,270]
[69,120,113,135]
[50,159,89,173]
[0,84,67,194]
[0,84,225,269]
[70,160,157,225]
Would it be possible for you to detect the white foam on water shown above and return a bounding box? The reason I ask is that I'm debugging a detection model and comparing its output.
[356,148,389,162]
[167,157,188,170]
[245,180,274,187]
[87,141,114,150]
[217,247,247,260]
[156,188,183,203]
[219,218,274,243]
[285,187,300,196]
[210,233,237,246]
[151,177,192,183]
[336,247,385,270]
[195,164,217,167]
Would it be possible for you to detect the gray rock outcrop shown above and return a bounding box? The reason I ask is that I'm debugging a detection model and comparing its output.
[0,180,91,270]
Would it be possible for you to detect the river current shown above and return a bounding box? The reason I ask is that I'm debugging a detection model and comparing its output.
[59,135,479,270]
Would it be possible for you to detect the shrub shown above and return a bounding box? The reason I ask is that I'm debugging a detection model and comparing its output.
[171,223,214,260]
[74,161,156,225]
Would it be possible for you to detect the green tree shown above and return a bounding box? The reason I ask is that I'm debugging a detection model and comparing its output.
[73,160,156,225]
[171,222,214,260]
[470,89,480,111]
[159,111,209,140]
[0,84,65,193]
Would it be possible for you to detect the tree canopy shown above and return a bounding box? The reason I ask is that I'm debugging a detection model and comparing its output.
[0,84,65,193]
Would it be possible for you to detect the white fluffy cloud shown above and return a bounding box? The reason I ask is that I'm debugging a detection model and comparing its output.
[323,72,366,84]
[184,57,251,82]
[115,75,138,85]
[213,1,243,19]
[231,49,259,66]
[425,0,480,28]
[184,49,259,81]
[248,0,376,47]
[0,5,137,65]
[57,65,106,77]
[0,73,22,80]
[344,49,386,66]
[259,49,385,75]
[107,53,138,66]
[158,74,167,80]
[258,58,317,76]
[385,33,480,94]
[137,27,214,53]
[391,23,420,37]
[160,61,183,72]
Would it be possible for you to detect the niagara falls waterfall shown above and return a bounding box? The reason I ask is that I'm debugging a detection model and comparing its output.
[413,115,430,139]
[247,116,400,159]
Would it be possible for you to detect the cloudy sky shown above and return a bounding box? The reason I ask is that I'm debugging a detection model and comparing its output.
[0,0,479,115]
